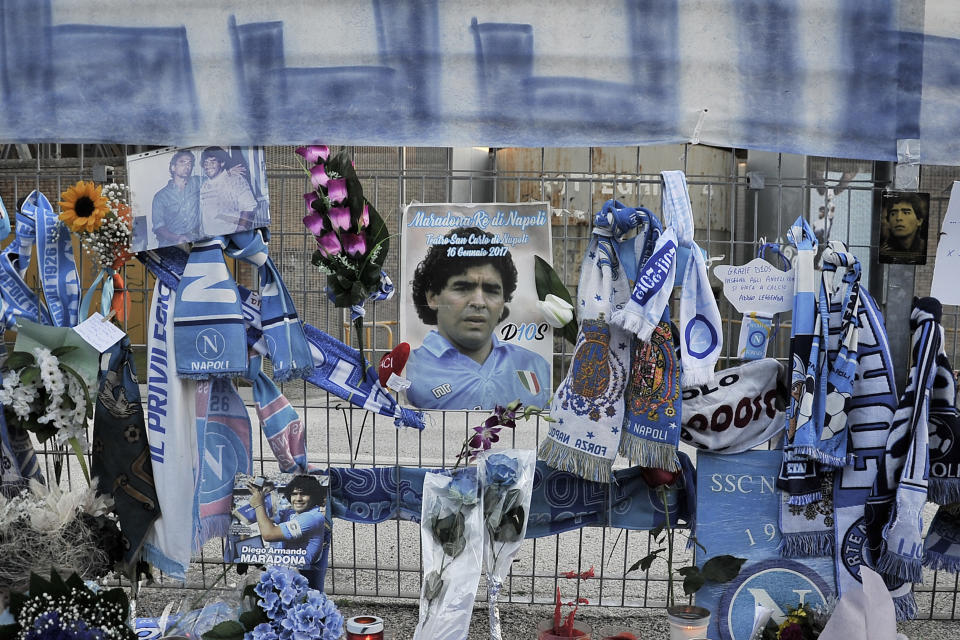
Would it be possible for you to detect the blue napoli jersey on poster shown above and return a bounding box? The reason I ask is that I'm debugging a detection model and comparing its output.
[695,450,836,640]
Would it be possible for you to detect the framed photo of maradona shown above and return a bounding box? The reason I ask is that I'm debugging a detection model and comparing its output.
[399,202,553,411]
[127,145,271,252]
[877,190,929,265]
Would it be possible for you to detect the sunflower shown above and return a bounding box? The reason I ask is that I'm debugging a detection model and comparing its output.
[58,180,109,233]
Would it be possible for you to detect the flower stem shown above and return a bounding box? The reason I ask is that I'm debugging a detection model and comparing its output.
[659,485,675,608]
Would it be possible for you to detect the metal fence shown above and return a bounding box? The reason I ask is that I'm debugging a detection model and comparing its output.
[5,144,960,619]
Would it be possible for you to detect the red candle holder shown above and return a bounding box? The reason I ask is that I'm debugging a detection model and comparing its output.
[345,615,384,640]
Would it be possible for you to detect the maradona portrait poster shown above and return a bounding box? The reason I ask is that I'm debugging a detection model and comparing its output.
[127,145,270,252]
[224,472,330,571]
[399,202,553,411]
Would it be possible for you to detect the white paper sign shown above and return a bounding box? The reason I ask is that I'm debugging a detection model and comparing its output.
[73,312,126,353]
[713,258,795,314]
[931,182,960,304]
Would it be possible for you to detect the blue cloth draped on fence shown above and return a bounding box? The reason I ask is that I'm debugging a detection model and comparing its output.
[138,247,423,430]
[327,454,695,537]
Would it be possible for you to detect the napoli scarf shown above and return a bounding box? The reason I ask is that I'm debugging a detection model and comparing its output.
[865,298,938,587]
[143,280,199,580]
[612,225,677,341]
[777,217,821,504]
[0,408,43,496]
[680,358,785,454]
[923,505,960,573]
[779,242,863,555]
[224,230,313,381]
[247,355,308,474]
[193,376,253,551]
[926,335,960,505]
[538,202,632,483]
[831,289,914,619]
[91,338,160,571]
[24,191,80,328]
[140,247,425,430]
[661,171,723,386]
[173,237,247,379]
[0,205,47,328]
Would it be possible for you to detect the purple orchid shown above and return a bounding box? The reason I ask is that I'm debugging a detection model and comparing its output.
[303,212,328,236]
[468,418,502,455]
[310,164,330,189]
[295,145,330,164]
[341,232,368,257]
[328,206,351,232]
[326,177,348,204]
[316,232,342,257]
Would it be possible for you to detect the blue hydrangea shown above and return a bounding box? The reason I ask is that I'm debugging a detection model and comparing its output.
[248,622,279,640]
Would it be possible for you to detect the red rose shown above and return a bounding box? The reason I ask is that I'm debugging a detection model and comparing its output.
[641,466,680,488]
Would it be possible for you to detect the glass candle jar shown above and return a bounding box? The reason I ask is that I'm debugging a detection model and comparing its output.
[345,615,384,640]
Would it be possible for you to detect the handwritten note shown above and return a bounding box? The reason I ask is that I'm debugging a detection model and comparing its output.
[714,258,795,314]
[931,182,960,304]
[73,312,126,353]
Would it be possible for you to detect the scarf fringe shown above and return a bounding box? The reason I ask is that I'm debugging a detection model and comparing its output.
[875,550,924,583]
[395,407,426,431]
[618,431,679,471]
[927,478,960,505]
[779,531,834,557]
[789,445,849,468]
[788,490,822,506]
[142,542,188,582]
[610,309,656,342]
[177,370,241,380]
[537,437,613,484]
[893,591,918,621]
[194,515,232,553]
[923,549,960,573]
[273,364,316,383]
[681,365,716,388]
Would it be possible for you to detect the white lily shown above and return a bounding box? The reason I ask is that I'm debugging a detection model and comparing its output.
[537,294,575,328]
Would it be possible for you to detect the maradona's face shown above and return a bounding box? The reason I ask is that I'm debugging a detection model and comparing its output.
[428,264,505,354]
[289,488,313,513]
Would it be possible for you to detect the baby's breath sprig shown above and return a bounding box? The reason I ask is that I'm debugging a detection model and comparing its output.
[59,181,133,271]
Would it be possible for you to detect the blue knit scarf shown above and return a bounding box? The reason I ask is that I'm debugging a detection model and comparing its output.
[224,230,313,381]
[247,355,308,474]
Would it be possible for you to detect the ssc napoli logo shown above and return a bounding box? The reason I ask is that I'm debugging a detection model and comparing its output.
[717,559,831,640]
[198,423,249,501]
[196,328,226,360]
[685,313,719,358]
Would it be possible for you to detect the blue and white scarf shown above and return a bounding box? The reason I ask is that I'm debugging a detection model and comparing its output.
[174,237,248,379]
[26,191,80,328]
[660,171,723,386]
[926,334,960,505]
[143,280,199,580]
[0,191,82,329]
[538,201,633,483]
[612,225,677,341]
[247,355,308,474]
[0,408,43,496]
[923,506,960,574]
[141,246,425,430]
[194,377,252,551]
[778,217,822,504]
[865,298,937,588]
[224,230,313,381]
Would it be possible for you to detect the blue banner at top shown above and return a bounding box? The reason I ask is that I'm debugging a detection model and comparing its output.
[2,1,959,164]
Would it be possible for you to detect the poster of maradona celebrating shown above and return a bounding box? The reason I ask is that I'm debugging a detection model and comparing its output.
[224,472,330,571]
[399,202,553,411]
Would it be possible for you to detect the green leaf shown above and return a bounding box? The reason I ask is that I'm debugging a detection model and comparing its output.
[51,346,78,358]
[423,571,444,601]
[701,555,747,583]
[19,366,40,385]
[5,351,35,369]
[29,572,51,598]
[0,623,22,640]
[202,620,247,640]
[677,565,700,577]
[649,524,665,540]
[682,571,707,595]
[627,549,664,574]
[238,609,267,631]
